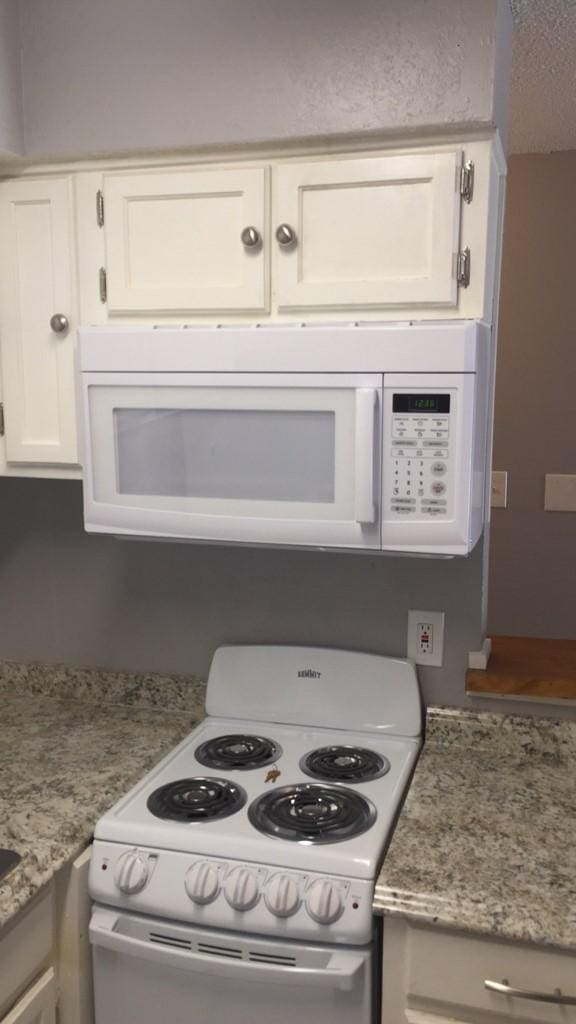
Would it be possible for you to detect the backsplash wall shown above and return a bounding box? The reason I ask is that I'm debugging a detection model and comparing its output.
[1,476,573,720]
[0,477,487,709]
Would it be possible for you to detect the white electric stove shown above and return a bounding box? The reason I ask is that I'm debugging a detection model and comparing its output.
[89,645,422,1024]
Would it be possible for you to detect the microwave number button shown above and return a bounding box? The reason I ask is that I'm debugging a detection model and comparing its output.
[431,481,447,496]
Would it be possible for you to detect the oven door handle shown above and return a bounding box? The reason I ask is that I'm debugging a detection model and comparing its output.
[354,387,377,524]
[90,908,365,991]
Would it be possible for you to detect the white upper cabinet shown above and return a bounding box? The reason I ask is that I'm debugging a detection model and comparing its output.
[273,152,464,311]
[78,140,500,325]
[0,177,79,465]
[102,167,269,314]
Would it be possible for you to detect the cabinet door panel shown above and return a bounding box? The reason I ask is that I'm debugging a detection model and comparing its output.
[0,178,78,464]
[274,152,462,311]
[104,167,268,313]
[1,970,56,1024]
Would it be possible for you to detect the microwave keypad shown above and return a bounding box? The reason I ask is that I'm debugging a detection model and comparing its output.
[390,414,451,518]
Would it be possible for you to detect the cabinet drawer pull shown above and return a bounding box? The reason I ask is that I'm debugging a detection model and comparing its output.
[485,978,576,1006]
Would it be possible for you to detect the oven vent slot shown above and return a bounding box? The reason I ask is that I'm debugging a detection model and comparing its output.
[197,942,243,960]
[249,952,297,966]
[149,931,193,951]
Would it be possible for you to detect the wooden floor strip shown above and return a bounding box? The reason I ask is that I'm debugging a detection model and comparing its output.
[466,636,576,701]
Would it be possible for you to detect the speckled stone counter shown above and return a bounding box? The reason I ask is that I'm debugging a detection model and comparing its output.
[374,706,576,951]
[0,660,205,929]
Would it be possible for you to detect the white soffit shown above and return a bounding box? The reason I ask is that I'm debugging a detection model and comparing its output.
[509,0,576,153]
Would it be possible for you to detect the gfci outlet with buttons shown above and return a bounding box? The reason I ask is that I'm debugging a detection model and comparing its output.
[407,610,445,667]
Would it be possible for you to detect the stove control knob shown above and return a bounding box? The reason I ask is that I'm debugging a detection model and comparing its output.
[224,867,260,911]
[185,861,220,905]
[264,873,301,918]
[305,879,344,925]
[114,850,150,895]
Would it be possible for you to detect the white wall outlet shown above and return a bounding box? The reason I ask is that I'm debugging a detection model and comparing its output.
[544,474,576,512]
[407,609,445,667]
[491,470,508,508]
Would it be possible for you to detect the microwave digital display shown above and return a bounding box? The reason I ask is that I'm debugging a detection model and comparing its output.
[393,394,451,414]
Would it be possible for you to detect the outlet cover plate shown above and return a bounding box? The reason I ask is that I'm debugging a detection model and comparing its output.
[544,474,576,512]
[407,609,445,667]
[491,470,508,508]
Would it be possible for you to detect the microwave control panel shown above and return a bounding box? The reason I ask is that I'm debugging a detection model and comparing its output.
[383,390,456,522]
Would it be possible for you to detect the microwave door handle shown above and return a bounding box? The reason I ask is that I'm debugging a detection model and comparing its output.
[354,388,377,523]
[90,909,364,992]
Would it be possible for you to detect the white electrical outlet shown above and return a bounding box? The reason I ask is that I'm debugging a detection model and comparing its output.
[407,610,445,667]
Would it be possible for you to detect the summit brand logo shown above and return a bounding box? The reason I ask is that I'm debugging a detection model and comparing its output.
[297,669,322,679]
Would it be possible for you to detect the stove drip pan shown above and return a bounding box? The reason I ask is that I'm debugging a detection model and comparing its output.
[248,783,376,844]
[195,734,281,771]
[300,745,390,783]
[147,777,247,822]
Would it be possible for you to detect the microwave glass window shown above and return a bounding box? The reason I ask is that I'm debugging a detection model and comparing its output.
[392,394,450,413]
[113,407,336,502]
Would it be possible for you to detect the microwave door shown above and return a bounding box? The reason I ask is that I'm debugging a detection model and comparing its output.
[82,372,382,550]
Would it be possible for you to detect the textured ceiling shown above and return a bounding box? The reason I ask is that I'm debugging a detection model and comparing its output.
[509,0,576,153]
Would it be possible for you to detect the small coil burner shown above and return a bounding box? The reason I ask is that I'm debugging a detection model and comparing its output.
[147,778,246,822]
[248,783,376,844]
[195,734,281,771]
[301,746,390,784]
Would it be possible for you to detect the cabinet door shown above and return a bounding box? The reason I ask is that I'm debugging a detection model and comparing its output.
[0,178,79,465]
[103,167,268,314]
[55,847,94,1024]
[274,152,462,311]
[1,970,56,1024]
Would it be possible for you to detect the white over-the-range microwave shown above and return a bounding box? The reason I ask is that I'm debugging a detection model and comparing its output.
[79,321,489,556]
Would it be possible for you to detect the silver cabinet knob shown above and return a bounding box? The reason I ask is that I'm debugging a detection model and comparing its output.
[275,224,297,247]
[50,313,69,334]
[241,226,261,249]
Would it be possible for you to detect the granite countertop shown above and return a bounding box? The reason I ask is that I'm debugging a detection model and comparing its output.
[3,661,576,953]
[0,661,206,930]
[374,706,576,952]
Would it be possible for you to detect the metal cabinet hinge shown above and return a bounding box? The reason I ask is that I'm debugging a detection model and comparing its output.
[0,403,5,437]
[99,267,107,303]
[96,190,104,227]
[460,160,474,203]
[456,247,471,288]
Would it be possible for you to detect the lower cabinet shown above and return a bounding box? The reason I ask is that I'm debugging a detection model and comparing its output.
[382,917,576,1024]
[1,971,56,1024]
[0,848,94,1024]
[0,888,53,1022]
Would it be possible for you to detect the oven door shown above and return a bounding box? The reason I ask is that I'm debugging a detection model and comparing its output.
[82,372,382,549]
[90,906,372,1024]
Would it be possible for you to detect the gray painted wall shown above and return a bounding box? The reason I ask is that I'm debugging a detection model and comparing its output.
[1,477,572,720]
[0,0,23,154]
[0,478,487,710]
[18,0,510,159]
[488,151,576,638]
[0,2,529,718]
